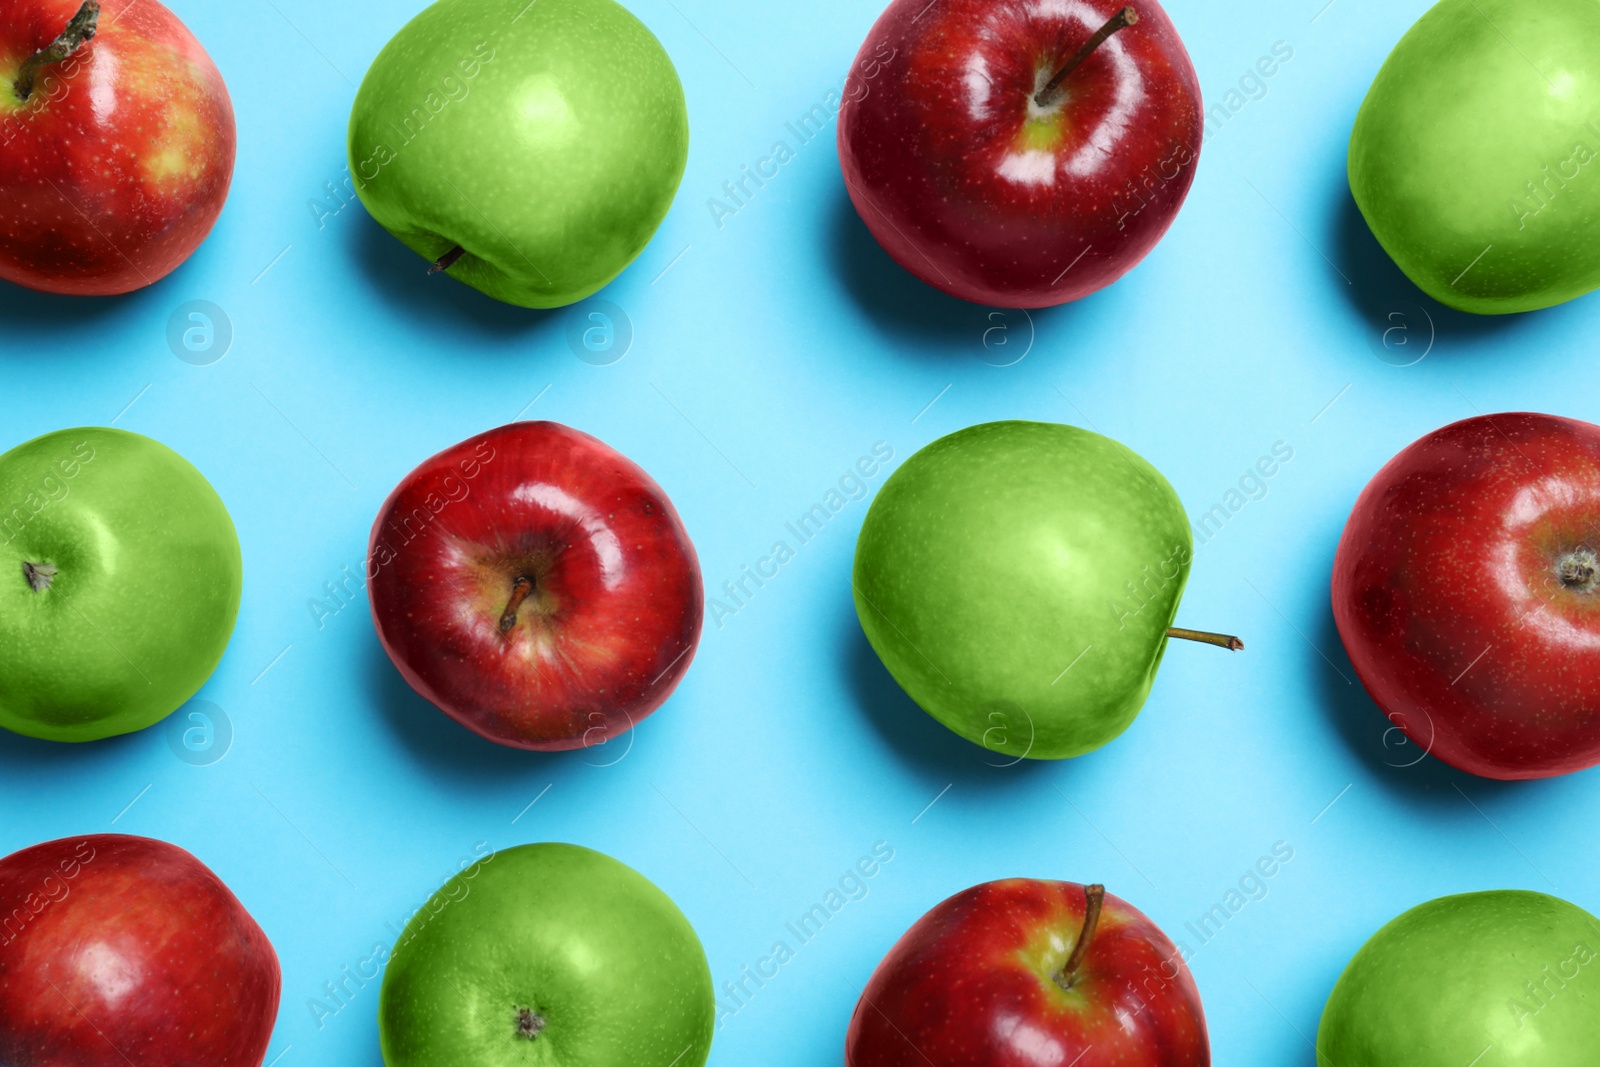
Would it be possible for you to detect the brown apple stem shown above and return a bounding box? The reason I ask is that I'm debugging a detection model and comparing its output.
[1035,6,1138,105]
[429,245,467,275]
[1166,626,1244,651]
[498,576,534,634]
[1054,883,1105,991]
[22,561,57,593]
[13,0,100,102]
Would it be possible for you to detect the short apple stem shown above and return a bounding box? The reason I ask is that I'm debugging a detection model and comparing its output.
[22,561,57,593]
[515,1007,545,1039]
[1166,626,1243,652]
[429,245,467,275]
[498,576,535,634]
[1556,548,1599,594]
[13,0,100,103]
[1035,6,1138,105]
[1054,883,1105,991]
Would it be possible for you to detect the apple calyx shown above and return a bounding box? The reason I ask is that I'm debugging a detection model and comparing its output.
[498,576,536,633]
[1053,883,1105,992]
[1556,548,1599,594]
[12,0,100,103]
[1035,6,1138,106]
[1166,626,1245,652]
[22,561,57,593]
[515,1007,546,1039]
[429,245,467,275]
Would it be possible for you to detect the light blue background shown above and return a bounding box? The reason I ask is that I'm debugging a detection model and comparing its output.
[0,0,1593,1062]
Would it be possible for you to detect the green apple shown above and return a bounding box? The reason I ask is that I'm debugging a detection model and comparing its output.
[853,420,1235,761]
[379,842,713,1067]
[1349,0,1600,314]
[1318,890,1600,1064]
[348,0,689,309]
[0,427,241,742]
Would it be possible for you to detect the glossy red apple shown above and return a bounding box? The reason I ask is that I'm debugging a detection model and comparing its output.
[0,0,236,296]
[847,880,1208,1066]
[368,421,703,751]
[838,0,1201,307]
[1334,412,1600,780]
[0,834,280,1066]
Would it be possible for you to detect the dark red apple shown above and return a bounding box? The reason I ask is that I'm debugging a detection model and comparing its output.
[0,834,280,1066]
[368,421,703,751]
[0,0,236,296]
[847,880,1208,1066]
[1334,412,1600,780]
[838,0,1201,307]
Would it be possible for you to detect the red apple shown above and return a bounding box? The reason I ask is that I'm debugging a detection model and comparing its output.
[0,0,236,296]
[837,0,1202,308]
[847,880,1208,1066]
[1334,412,1600,780]
[0,834,280,1066]
[368,421,703,751]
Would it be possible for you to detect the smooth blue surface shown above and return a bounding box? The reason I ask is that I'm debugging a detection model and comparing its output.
[1,0,1596,1063]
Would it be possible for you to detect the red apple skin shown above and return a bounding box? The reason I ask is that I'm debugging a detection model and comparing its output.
[0,0,236,296]
[0,834,280,1067]
[1333,412,1600,780]
[368,421,704,751]
[846,879,1208,1067]
[838,0,1202,308]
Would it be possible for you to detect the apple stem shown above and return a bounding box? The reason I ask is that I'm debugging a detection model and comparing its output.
[1166,626,1243,652]
[1556,548,1599,593]
[429,245,467,275]
[1035,6,1138,106]
[515,1007,546,1039]
[13,0,100,103]
[1054,883,1105,991]
[498,576,535,634]
[22,561,57,593]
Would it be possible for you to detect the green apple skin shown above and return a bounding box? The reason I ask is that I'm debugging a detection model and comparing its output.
[852,421,1192,761]
[379,843,713,1067]
[1349,0,1600,314]
[348,0,689,309]
[0,428,241,743]
[1318,890,1600,1065]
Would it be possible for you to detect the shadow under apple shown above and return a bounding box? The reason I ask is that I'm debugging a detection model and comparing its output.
[1311,604,1532,806]
[840,598,1054,791]
[0,719,154,783]
[1331,185,1533,353]
[347,214,562,343]
[363,633,581,786]
[825,184,1079,362]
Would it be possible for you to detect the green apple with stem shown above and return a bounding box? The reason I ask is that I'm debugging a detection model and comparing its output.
[348,0,689,309]
[853,420,1240,761]
[0,427,241,742]
[379,842,713,1067]
[1349,0,1600,314]
[1318,890,1600,1064]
